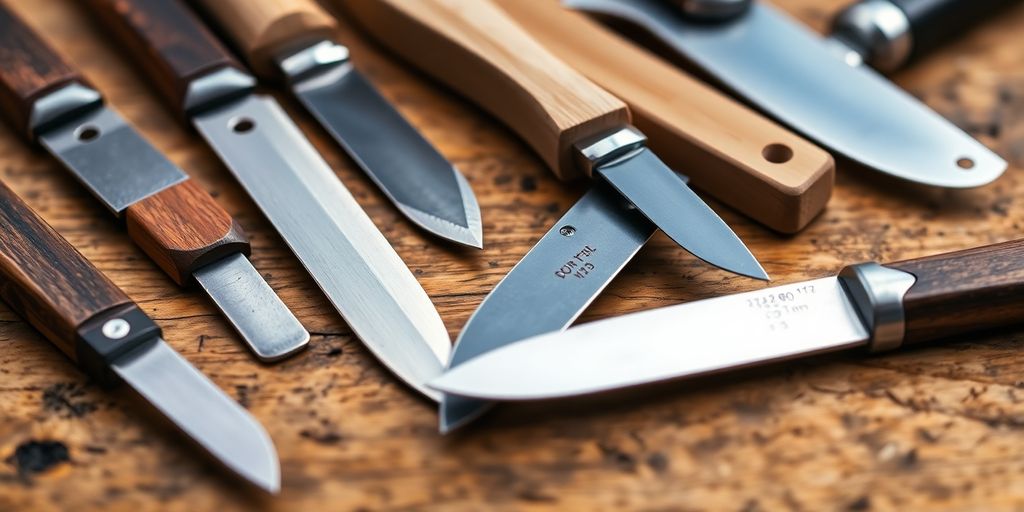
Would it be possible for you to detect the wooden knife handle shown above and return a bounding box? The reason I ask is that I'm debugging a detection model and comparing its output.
[887,240,1024,345]
[0,3,86,137]
[190,0,337,79]
[125,180,249,285]
[497,0,834,233]
[889,0,1014,61]
[0,180,134,361]
[86,0,246,117]
[342,0,630,180]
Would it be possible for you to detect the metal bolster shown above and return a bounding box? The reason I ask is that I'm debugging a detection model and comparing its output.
[275,40,351,84]
[29,83,103,138]
[830,0,913,72]
[837,262,916,352]
[182,68,257,116]
[573,126,648,175]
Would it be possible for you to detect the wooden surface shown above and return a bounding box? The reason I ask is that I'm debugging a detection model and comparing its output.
[0,0,1022,510]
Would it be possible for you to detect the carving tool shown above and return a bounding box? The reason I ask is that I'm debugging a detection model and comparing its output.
[87,0,451,400]
[432,240,1024,401]
[567,0,1010,187]
[0,179,278,492]
[0,2,307,362]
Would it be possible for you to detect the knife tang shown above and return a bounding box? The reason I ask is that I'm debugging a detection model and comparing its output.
[344,0,631,181]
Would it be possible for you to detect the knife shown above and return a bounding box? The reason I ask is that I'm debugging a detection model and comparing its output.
[0,2,308,362]
[87,0,452,400]
[0,179,278,492]
[342,0,767,432]
[432,239,1024,401]
[566,0,1009,188]
[187,0,483,248]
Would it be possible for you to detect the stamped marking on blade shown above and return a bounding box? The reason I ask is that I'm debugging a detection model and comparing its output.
[554,245,599,280]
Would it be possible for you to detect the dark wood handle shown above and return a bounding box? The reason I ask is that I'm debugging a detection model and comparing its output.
[125,180,250,285]
[0,2,85,137]
[890,0,1015,61]
[86,0,244,116]
[0,180,132,361]
[887,239,1024,344]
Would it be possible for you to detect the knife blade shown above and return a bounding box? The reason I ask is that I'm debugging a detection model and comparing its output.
[342,0,767,432]
[0,2,308,362]
[189,0,483,248]
[431,239,1024,400]
[0,179,278,492]
[88,0,451,400]
[567,0,1008,188]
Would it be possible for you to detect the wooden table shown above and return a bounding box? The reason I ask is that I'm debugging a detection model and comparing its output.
[1,0,1022,510]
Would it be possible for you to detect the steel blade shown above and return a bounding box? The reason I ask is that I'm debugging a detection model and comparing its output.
[193,94,451,401]
[441,184,654,431]
[288,49,482,247]
[112,338,279,492]
[596,148,767,280]
[194,253,309,361]
[432,277,869,400]
[567,0,1007,188]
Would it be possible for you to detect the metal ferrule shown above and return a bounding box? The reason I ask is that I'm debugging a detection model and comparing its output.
[573,126,648,175]
[183,67,257,116]
[275,40,351,84]
[838,262,916,352]
[830,0,913,72]
[29,82,103,139]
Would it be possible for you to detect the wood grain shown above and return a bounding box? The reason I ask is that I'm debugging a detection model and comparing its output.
[0,180,129,359]
[86,0,243,117]
[344,0,631,180]
[0,2,82,136]
[495,0,835,233]
[0,0,1023,510]
[125,180,249,285]
[191,0,338,78]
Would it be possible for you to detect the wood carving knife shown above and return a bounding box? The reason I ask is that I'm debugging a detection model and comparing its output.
[0,179,278,492]
[342,0,768,432]
[566,0,1011,188]
[85,0,451,401]
[0,2,308,362]
[185,0,483,248]
[433,239,1024,401]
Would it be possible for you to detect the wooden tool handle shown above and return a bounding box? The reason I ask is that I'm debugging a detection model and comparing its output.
[0,181,133,360]
[0,3,86,137]
[343,0,630,180]
[86,0,245,116]
[191,0,337,78]
[887,240,1024,344]
[496,0,834,233]
[125,180,249,285]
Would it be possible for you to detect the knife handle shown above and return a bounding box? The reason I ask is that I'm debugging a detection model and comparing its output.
[190,0,337,79]
[0,180,160,376]
[890,0,1015,59]
[886,239,1024,345]
[0,3,87,138]
[343,0,631,180]
[86,0,248,118]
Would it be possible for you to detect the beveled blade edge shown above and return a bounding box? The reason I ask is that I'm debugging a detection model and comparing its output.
[432,277,869,400]
[112,338,279,493]
[396,171,483,248]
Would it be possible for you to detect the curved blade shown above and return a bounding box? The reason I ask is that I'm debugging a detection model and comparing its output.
[596,148,767,280]
[567,0,1006,188]
[432,277,869,400]
[290,60,483,247]
[113,339,279,493]
[441,185,654,432]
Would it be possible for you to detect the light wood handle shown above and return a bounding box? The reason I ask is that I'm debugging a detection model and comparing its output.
[342,0,630,180]
[496,0,834,233]
[191,0,338,78]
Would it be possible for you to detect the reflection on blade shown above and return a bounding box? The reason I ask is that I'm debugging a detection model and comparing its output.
[112,338,279,492]
[441,184,654,432]
[432,277,869,400]
[567,0,1007,187]
[193,94,451,401]
[292,62,483,247]
[596,149,767,280]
